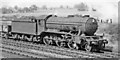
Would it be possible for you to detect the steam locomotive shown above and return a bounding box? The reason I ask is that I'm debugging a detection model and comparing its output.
[1,15,108,52]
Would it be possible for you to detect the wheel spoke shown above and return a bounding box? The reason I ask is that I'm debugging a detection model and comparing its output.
[4,33,9,39]
[56,41,66,47]
[26,35,33,42]
[85,43,92,52]
[55,37,62,47]
[32,36,37,42]
[56,41,61,47]
[15,34,18,39]
[68,42,79,49]
[20,35,25,40]
[43,36,51,45]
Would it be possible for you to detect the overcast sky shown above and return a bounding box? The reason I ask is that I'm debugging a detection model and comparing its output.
[0,0,118,8]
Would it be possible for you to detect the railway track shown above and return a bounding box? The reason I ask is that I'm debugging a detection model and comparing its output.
[1,49,30,58]
[1,47,41,58]
[1,37,119,58]
[2,39,95,58]
[1,45,55,58]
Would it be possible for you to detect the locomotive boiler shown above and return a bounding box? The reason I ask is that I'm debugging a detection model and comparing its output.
[1,15,108,52]
[46,15,98,36]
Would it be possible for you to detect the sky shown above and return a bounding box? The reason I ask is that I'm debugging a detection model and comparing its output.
[0,0,119,23]
[0,0,118,8]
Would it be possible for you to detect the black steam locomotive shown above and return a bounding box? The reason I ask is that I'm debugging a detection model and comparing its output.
[1,15,108,52]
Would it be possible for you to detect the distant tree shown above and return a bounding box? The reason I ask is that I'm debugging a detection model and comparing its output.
[13,5,20,13]
[17,8,24,13]
[41,5,47,9]
[23,7,30,13]
[14,5,19,10]
[29,4,39,11]
[7,7,14,13]
[60,5,64,8]
[74,2,88,11]
[66,5,69,9]
[1,7,9,14]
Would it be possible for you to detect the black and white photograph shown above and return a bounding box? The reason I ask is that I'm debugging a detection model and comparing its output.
[0,0,119,59]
